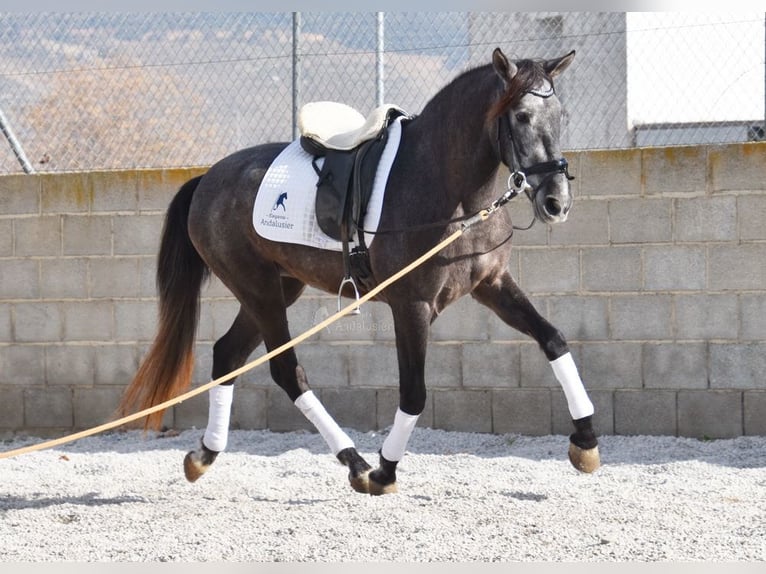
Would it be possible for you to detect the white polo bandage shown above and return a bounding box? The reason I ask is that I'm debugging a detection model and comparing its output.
[295,390,355,455]
[550,352,595,420]
[381,408,420,462]
[203,384,234,452]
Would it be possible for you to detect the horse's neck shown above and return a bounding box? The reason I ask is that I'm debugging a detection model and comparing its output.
[406,76,502,210]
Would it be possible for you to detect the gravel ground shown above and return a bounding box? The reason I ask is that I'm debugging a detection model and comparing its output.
[1,428,765,562]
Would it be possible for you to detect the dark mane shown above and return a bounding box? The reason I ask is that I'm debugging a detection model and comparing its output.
[486,58,551,122]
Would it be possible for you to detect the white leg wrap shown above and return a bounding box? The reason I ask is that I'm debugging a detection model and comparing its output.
[381,408,420,462]
[550,352,595,420]
[294,390,355,455]
[203,384,234,452]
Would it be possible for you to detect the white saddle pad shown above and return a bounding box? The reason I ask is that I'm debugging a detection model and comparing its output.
[253,115,403,252]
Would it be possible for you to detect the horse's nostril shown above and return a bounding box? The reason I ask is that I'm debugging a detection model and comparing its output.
[544,197,562,217]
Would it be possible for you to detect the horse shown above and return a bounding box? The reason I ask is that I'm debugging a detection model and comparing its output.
[118,47,600,495]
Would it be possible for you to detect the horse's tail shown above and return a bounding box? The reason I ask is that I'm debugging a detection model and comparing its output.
[117,175,209,430]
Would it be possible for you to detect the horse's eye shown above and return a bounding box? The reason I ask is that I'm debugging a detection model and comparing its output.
[515,112,531,124]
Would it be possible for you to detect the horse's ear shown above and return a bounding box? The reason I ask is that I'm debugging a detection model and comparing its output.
[492,47,518,84]
[544,50,576,78]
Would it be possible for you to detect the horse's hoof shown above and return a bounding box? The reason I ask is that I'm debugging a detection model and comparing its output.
[368,478,398,496]
[183,450,209,483]
[349,469,371,494]
[568,443,600,474]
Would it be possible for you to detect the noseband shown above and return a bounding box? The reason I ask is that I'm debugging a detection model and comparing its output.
[496,85,574,200]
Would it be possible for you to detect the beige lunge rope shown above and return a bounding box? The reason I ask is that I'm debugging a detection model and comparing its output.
[0,222,482,461]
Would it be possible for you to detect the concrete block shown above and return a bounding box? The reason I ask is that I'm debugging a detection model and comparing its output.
[580,342,643,389]
[113,300,157,342]
[547,295,609,341]
[347,342,397,388]
[137,168,201,212]
[267,388,314,432]
[505,199,548,246]
[644,246,706,291]
[41,172,92,213]
[94,344,138,385]
[173,385,210,430]
[0,259,40,299]
[710,343,766,389]
[744,391,766,436]
[199,273,232,299]
[73,387,123,429]
[674,196,737,242]
[0,345,45,385]
[205,298,240,341]
[582,246,642,292]
[677,390,742,439]
[519,341,558,388]
[282,298,320,343]
[0,220,11,256]
[643,343,708,390]
[643,146,707,195]
[24,387,73,428]
[138,256,158,297]
[424,342,462,388]
[431,296,489,341]
[14,216,61,256]
[90,257,141,298]
[317,301,378,342]
[319,387,377,432]
[90,171,138,212]
[113,214,163,255]
[62,215,112,256]
[552,389,614,436]
[461,342,520,388]
[579,148,642,197]
[738,194,766,240]
[491,388,551,435]
[229,386,267,430]
[709,142,766,192]
[0,386,24,429]
[0,174,40,214]
[376,388,434,430]
[433,389,492,433]
[14,302,63,342]
[298,342,349,388]
[63,301,113,341]
[709,245,766,291]
[549,199,609,246]
[609,198,672,244]
[674,294,738,340]
[0,304,10,342]
[45,344,95,386]
[740,294,766,340]
[614,390,677,436]
[519,247,580,293]
[40,258,89,299]
[610,295,673,340]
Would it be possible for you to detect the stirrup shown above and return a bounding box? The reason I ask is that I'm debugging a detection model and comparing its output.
[338,276,362,315]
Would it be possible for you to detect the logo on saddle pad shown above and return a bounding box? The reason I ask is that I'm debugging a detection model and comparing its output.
[260,191,294,230]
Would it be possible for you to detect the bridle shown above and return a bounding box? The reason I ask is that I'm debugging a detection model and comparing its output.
[496,82,575,202]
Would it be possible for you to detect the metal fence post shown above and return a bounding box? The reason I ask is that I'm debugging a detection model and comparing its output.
[292,12,302,141]
[376,12,385,107]
[0,106,34,174]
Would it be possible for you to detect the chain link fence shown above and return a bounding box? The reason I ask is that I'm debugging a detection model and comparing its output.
[0,12,763,173]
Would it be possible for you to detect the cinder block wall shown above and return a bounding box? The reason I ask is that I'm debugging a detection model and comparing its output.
[1,142,764,439]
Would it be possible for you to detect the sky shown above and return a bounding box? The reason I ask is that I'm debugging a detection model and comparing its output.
[626,12,764,124]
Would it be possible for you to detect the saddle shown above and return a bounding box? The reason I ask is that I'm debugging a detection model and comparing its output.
[298,102,407,309]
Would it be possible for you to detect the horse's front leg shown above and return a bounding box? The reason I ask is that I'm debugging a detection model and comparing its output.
[366,301,432,495]
[472,271,600,473]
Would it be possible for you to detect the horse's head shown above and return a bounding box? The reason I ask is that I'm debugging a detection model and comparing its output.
[489,48,576,224]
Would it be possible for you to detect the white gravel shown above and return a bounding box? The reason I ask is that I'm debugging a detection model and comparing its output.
[1,427,765,562]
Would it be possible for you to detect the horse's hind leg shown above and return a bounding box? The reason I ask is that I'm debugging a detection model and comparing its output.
[472,270,600,473]
[184,307,264,482]
[226,273,372,493]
